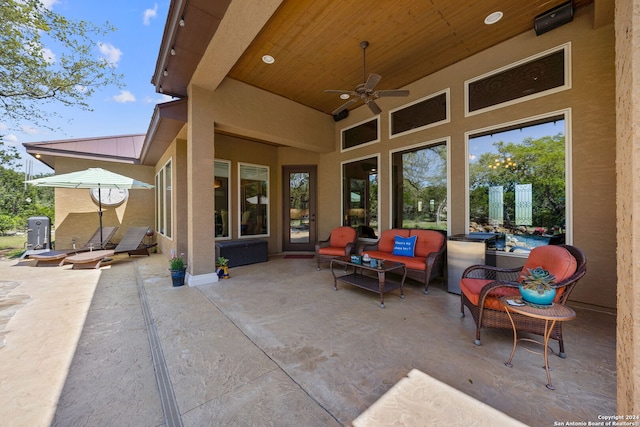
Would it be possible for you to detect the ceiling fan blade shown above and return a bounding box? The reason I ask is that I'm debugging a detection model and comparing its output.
[366,99,382,115]
[324,89,356,95]
[375,89,410,97]
[332,98,358,116]
[364,74,382,92]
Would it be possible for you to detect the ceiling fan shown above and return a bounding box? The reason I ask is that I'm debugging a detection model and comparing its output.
[324,40,410,116]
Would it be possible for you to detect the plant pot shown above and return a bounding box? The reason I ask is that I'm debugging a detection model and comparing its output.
[170,268,186,287]
[519,284,556,306]
[217,265,230,279]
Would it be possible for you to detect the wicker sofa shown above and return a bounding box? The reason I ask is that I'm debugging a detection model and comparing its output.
[359,229,446,294]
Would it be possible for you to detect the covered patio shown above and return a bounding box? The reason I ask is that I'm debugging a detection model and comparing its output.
[1,254,615,426]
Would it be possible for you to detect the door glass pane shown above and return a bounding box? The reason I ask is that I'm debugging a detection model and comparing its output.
[289,172,309,243]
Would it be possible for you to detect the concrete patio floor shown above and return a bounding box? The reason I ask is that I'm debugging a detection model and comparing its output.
[0,253,616,426]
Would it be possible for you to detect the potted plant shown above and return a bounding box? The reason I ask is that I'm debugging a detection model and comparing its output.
[518,266,556,307]
[216,256,230,279]
[169,252,186,287]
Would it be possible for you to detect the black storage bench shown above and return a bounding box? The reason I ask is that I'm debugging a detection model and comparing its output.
[215,239,268,267]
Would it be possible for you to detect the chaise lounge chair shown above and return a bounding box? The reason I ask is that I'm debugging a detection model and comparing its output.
[28,227,119,266]
[113,226,157,256]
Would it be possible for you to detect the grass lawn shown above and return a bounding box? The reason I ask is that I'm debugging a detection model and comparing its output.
[0,233,55,258]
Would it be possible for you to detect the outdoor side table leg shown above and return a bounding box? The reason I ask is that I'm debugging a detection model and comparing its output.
[400,266,406,299]
[378,270,385,308]
[543,319,558,390]
[330,260,338,291]
[504,307,517,368]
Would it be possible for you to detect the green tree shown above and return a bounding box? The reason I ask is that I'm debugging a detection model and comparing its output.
[0,142,54,229]
[0,0,122,130]
[469,134,565,231]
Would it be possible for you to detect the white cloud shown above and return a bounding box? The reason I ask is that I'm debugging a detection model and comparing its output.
[0,123,7,131]
[113,90,136,103]
[143,4,159,26]
[41,0,59,10]
[21,125,40,135]
[98,42,122,66]
[3,134,19,146]
[41,47,56,64]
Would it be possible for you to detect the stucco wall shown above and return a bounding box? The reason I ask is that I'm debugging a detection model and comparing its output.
[52,158,155,250]
[615,0,640,414]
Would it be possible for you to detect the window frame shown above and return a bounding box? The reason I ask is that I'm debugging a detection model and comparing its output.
[464,109,573,254]
[388,137,451,232]
[214,159,232,240]
[389,88,450,139]
[340,117,380,152]
[340,153,381,237]
[464,43,571,117]
[238,162,270,238]
[155,158,173,239]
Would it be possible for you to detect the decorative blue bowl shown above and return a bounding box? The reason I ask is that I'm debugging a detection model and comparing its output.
[519,284,556,307]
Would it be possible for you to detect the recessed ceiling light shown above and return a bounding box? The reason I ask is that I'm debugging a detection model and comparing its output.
[262,54,275,64]
[484,11,503,25]
[340,94,350,100]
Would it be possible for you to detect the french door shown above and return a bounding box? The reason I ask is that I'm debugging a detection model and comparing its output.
[282,165,317,251]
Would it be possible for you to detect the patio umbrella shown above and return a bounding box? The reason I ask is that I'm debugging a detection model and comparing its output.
[25,168,154,248]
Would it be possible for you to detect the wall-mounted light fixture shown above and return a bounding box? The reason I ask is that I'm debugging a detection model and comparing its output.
[179,16,185,27]
[170,47,176,56]
[163,69,168,76]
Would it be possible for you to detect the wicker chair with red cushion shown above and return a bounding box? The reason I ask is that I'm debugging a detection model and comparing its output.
[460,244,586,357]
[315,226,358,270]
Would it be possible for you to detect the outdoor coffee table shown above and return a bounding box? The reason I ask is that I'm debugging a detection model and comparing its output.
[330,256,406,308]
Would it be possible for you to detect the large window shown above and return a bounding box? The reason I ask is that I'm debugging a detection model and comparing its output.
[214,160,230,239]
[467,114,568,252]
[342,156,378,237]
[391,141,448,231]
[155,159,172,238]
[239,163,269,237]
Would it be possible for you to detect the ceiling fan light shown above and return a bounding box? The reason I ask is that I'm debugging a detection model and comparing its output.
[262,54,275,64]
[340,93,350,100]
[484,11,503,25]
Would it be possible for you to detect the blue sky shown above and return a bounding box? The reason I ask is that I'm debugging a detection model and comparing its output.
[3,0,172,174]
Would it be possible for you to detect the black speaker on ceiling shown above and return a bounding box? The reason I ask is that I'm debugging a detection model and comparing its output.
[333,109,349,122]
[534,1,574,36]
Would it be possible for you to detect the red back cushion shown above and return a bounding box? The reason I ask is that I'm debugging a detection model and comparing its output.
[410,230,445,258]
[378,229,410,252]
[329,226,357,247]
[520,246,577,283]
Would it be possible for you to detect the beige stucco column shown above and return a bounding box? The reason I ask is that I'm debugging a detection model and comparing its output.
[185,85,217,285]
[615,0,640,414]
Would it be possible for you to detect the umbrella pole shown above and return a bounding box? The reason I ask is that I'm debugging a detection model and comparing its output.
[98,185,103,249]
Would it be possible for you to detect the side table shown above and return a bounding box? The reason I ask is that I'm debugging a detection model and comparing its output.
[501,295,576,390]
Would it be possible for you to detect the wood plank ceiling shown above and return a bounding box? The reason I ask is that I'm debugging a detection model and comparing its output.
[227,0,593,116]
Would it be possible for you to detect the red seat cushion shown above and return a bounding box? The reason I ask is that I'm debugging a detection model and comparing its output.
[410,230,445,257]
[377,229,410,253]
[318,246,349,256]
[460,278,520,311]
[519,246,577,302]
[329,226,357,248]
